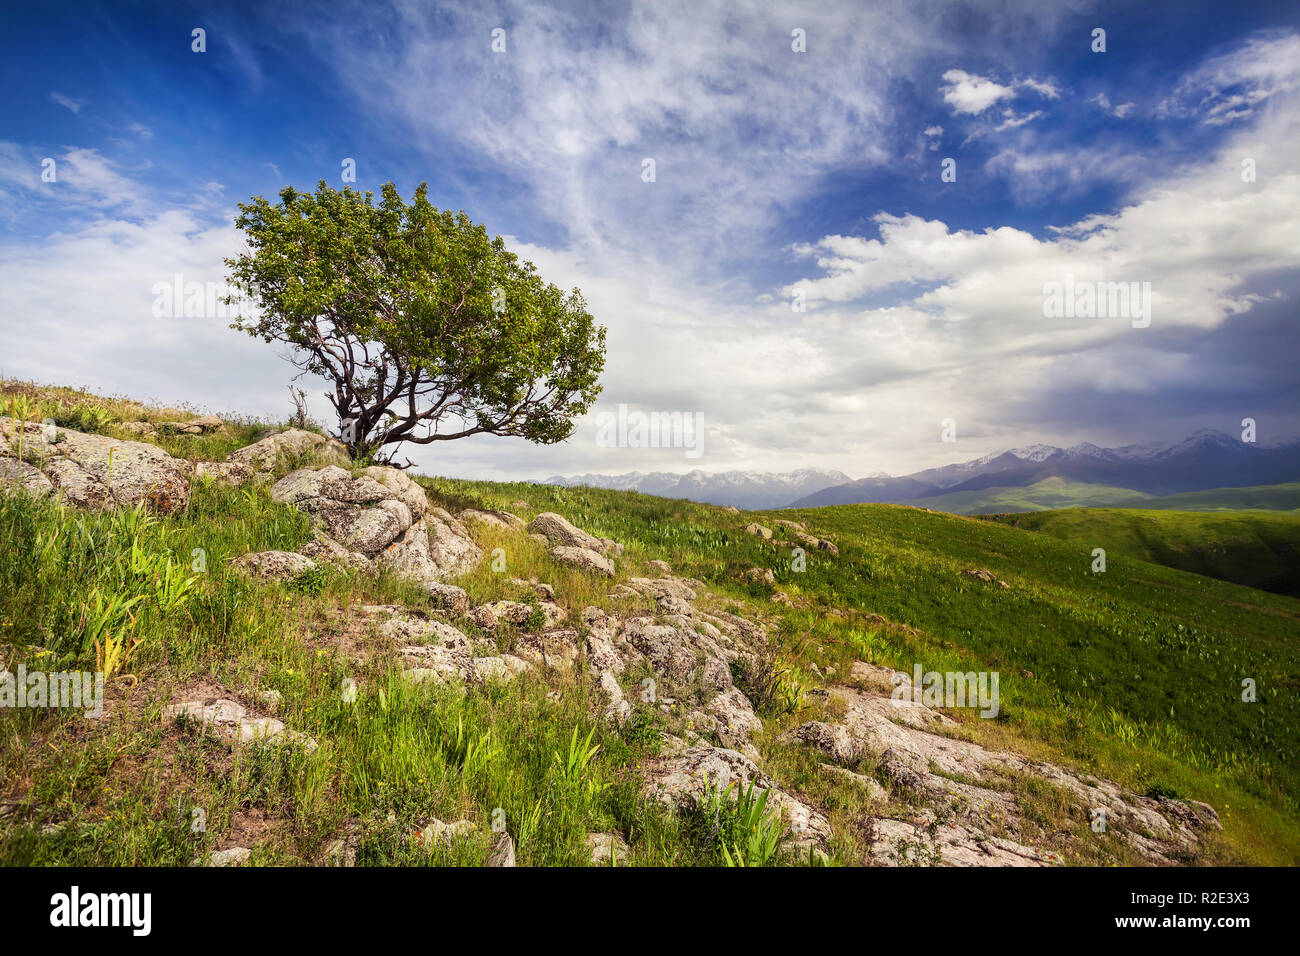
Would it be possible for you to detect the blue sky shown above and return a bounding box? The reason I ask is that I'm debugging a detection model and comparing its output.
[2,0,1298,479]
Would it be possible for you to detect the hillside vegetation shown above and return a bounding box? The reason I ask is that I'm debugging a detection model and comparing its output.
[982,507,1300,597]
[898,478,1300,516]
[1,382,1296,866]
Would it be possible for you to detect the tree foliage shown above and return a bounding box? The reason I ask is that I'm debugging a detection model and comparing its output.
[226,180,606,464]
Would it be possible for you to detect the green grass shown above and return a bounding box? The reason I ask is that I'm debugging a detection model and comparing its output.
[906,476,1155,514]
[980,507,1300,597]
[905,478,1300,516]
[1114,482,1300,513]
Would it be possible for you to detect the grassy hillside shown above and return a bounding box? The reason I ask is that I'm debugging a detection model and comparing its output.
[433,483,1300,861]
[905,476,1153,514]
[903,478,1300,516]
[1113,482,1300,512]
[2,382,1298,865]
[981,507,1300,597]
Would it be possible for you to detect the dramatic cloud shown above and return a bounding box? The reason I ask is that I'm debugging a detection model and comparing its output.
[1,6,1296,480]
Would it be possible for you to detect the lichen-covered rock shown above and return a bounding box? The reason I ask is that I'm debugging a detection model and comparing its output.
[231,550,317,582]
[425,581,471,615]
[0,457,53,497]
[643,744,831,848]
[270,468,480,582]
[461,509,527,531]
[619,617,731,690]
[486,833,517,867]
[550,545,615,577]
[585,831,630,866]
[206,847,252,867]
[163,697,317,752]
[871,818,1055,867]
[744,523,773,540]
[791,530,839,556]
[785,676,1221,865]
[1,417,191,514]
[227,428,349,472]
[273,466,414,554]
[529,513,621,555]
[194,460,255,485]
[298,534,372,570]
[424,509,484,579]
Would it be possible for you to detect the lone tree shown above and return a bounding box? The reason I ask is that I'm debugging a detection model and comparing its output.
[225,180,606,465]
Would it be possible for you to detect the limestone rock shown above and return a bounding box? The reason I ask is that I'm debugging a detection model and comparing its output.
[550,545,615,576]
[529,513,621,555]
[461,509,527,531]
[644,744,831,848]
[486,833,517,867]
[425,581,471,615]
[227,428,348,472]
[194,460,255,485]
[0,457,53,497]
[1,417,191,514]
[164,697,317,752]
[585,831,630,866]
[231,550,317,582]
[206,847,252,867]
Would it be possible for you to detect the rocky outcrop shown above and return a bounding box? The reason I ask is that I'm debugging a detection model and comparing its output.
[1,417,191,514]
[780,665,1221,866]
[790,530,839,556]
[268,466,481,583]
[550,545,615,576]
[643,744,831,850]
[230,550,317,582]
[529,513,623,556]
[226,428,349,473]
[0,458,54,497]
[461,509,527,531]
[962,568,1009,588]
[124,415,225,438]
[362,607,532,688]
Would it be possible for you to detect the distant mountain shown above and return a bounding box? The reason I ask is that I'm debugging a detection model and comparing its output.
[791,431,1300,509]
[539,433,1300,512]
[537,468,852,510]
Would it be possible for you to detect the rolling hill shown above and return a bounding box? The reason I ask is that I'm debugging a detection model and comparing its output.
[979,507,1300,597]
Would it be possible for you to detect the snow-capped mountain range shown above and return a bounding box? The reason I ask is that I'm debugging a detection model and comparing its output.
[538,431,1300,510]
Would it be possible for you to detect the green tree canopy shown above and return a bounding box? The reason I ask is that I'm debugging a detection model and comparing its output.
[226,180,606,465]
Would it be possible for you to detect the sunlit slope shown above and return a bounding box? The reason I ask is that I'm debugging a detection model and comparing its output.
[904,476,1153,514]
[980,507,1300,597]
[432,478,1299,810]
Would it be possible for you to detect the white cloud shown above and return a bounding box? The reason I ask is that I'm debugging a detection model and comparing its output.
[49,92,84,114]
[1159,31,1300,125]
[940,69,1017,115]
[1090,92,1136,118]
[940,70,1058,116]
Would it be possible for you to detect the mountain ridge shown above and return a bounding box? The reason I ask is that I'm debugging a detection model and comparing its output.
[539,431,1300,510]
